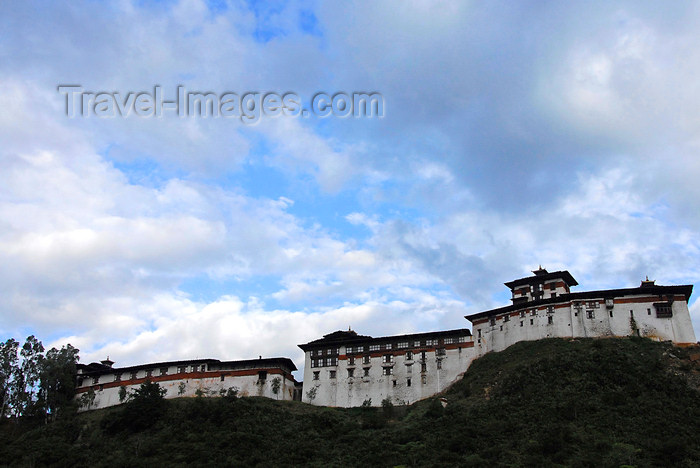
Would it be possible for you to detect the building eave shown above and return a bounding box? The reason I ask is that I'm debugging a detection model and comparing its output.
[77,356,297,376]
[298,328,472,351]
[465,284,693,322]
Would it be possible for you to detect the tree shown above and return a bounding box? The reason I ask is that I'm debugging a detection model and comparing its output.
[271,377,281,399]
[79,388,96,410]
[0,339,19,418]
[11,336,44,417]
[118,385,130,403]
[38,344,80,421]
[306,386,318,402]
[109,381,167,432]
[1,336,79,421]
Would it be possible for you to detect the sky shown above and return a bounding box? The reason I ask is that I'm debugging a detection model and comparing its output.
[1,0,699,378]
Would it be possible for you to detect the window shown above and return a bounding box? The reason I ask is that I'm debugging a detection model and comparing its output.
[393,380,397,387]
[551,293,557,298]
[114,373,121,382]
[406,363,412,374]
[499,325,503,331]
[383,367,392,376]
[363,355,371,365]
[421,375,427,384]
[436,359,442,370]
[436,348,446,356]
[220,374,225,382]
[520,321,523,327]
[329,370,336,379]
[348,356,355,366]
[530,309,537,316]
[519,310,526,318]
[178,366,187,374]
[421,362,427,373]
[414,340,422,347]
[444,337,454,344]
[647,308,652,316]
[547,316,553,325]
[490,317,496,326]
[630,310,634,317]
[421,351,426,361]
[458,336,467,343]
[550,282,557,290]
[530,319,534,325]
[327,357,338,366]
[347,368,354,378]
[609,310,613,317]
[407,378,411,387]
[313,371,320,380]
[384,343,392,350]
[383,354,393,364]
[477,329,481,338]
[586,310,595,319]
[92,376,99,385]
[426,339,438,346]
[503,315,510,322]
[130,371,138,380]
[258,371,267,382]
[369,344,381,351]
[587,301,599,309]
[547,306,554,314]
[397,341,408,349]
[160,367,168,376]
[406,351,413,360]
[654,302,673,318]
[363,367,370,377]
[146,369,152,377]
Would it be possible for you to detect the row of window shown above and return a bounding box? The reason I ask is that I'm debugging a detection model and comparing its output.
[310,357,338,368]
[99,364,210,384]
[311,349,450,368]
[478,305,673,339]
[343,337,466,355]
[514,282,560,297]
[312,360,443,380]
[310,348,340,357]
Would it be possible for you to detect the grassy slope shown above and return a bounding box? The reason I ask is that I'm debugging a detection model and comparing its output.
[3,337,700,467]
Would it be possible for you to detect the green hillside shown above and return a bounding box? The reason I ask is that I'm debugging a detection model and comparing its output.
[3,337,700,467]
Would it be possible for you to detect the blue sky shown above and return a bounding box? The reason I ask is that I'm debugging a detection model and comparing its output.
[1,0,699,375]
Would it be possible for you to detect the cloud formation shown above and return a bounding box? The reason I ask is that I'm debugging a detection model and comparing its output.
[1,1,698,376]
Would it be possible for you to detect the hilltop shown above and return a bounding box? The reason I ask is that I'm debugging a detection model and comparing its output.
[2,337,700,467]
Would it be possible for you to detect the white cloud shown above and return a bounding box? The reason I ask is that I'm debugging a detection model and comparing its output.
[1,1,699,370]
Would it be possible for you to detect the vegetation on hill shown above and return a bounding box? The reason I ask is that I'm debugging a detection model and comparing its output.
[2,337,700,467]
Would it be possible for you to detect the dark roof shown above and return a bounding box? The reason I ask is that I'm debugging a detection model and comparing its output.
[465,284,693,322]
[297,330,372,349]
[77,357,297,376]
[298,328,472,351]
[504,269,579,289]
